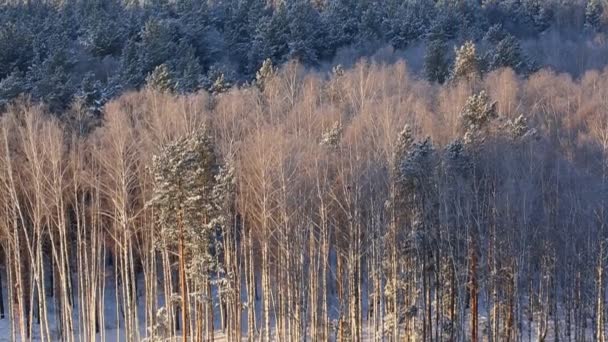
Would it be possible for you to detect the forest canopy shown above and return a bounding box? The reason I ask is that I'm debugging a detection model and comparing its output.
[0,0,608,113]
[2,0,608,341]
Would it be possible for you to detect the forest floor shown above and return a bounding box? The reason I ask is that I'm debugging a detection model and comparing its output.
[0,271,596,341]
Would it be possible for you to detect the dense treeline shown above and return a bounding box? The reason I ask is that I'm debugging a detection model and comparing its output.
[0,59,607,341]
[1,0,608,113]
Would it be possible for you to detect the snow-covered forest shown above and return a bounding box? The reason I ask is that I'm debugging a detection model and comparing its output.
[1,0,608,341]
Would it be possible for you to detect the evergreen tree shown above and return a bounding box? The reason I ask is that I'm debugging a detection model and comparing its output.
[483,24,507,45]
[170,41,202,93]
[120,38,145,89]
[424,39,449,83]
[74,72,105,115]
[586,0,604,32]
[202,64,234,95]
[249,6,289,74]
[451,40,479,82]
[150,127,220,275]
[255,58,275,91]
[286,0,323,65]
[0,70,26,108]
[487,35,526,73]
[320,121,343,148]
[357,4,384,44]
[80,9,125,57]
[0,22,33,80]
[139,18,179,75]
[323,0,361,56]
[149,128,221,340]
[460,90,498,145]
[383,2,426,50]
[225,0,268,72]
[27,41,75,111]
[146,64,174,93]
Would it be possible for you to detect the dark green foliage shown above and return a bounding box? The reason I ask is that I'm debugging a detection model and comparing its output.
[424,39,449,83]
[286,0,323,65]
[0,22,33,79]
[146,64,175,93]
[249,5,289,73]
[0,71,26,108]
[170,41,203,93]
[585,0,604,32]
[487,35,527,73]
[0,0,599,113]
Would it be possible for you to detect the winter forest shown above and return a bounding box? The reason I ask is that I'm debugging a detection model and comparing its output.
[1,0,608,341]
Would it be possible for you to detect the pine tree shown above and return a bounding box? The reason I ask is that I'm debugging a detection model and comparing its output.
[393,124,414,170]
[139,18,179,75]
[460,90,498,145]
[225,0,268,71]
[27,44,75,112]
[74,72,105,114]
[286,0,323,65]
[585,0,604,32]
[488,35,526,73]
[323,0,361,56]
[80,9,125,57]
[357,4,384,44]
[146,64,174,93]
[0,71,26,108]
[119,37,142,88]
[451,40,479,82]
[249,7,289,74]
[255,58,275,91]
[424,39,449,83]
[149,128,221,341]
[171,41,202,93]
[0,22,33,80]
[203,65,232,95]
[483,24,507,45]
[320,121,342,148]
[384,2,426,50]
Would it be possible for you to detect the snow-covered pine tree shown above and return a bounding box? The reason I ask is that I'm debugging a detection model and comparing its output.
[460,90,498,146]
[286,0,323,65]
[585,0,604,32]
[0,70,26,108]
[146,64,174,93]
[255,58,275,92]
[0,22,33,80]
[171,41,202,93]
[322,0,361,57]
[451,40,479,82]
[149,127,220,341]
[80,9,125,58]
[488,35,527,73]
[320,121,342,149]
[120,38,145,89]
[248,5,289,74]
[139,18,179,77]
[424,39,449,83]
[385,123,415,340]
[27,41,76,112]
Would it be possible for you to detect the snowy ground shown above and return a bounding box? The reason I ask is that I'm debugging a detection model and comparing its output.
[0,269,597,341]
